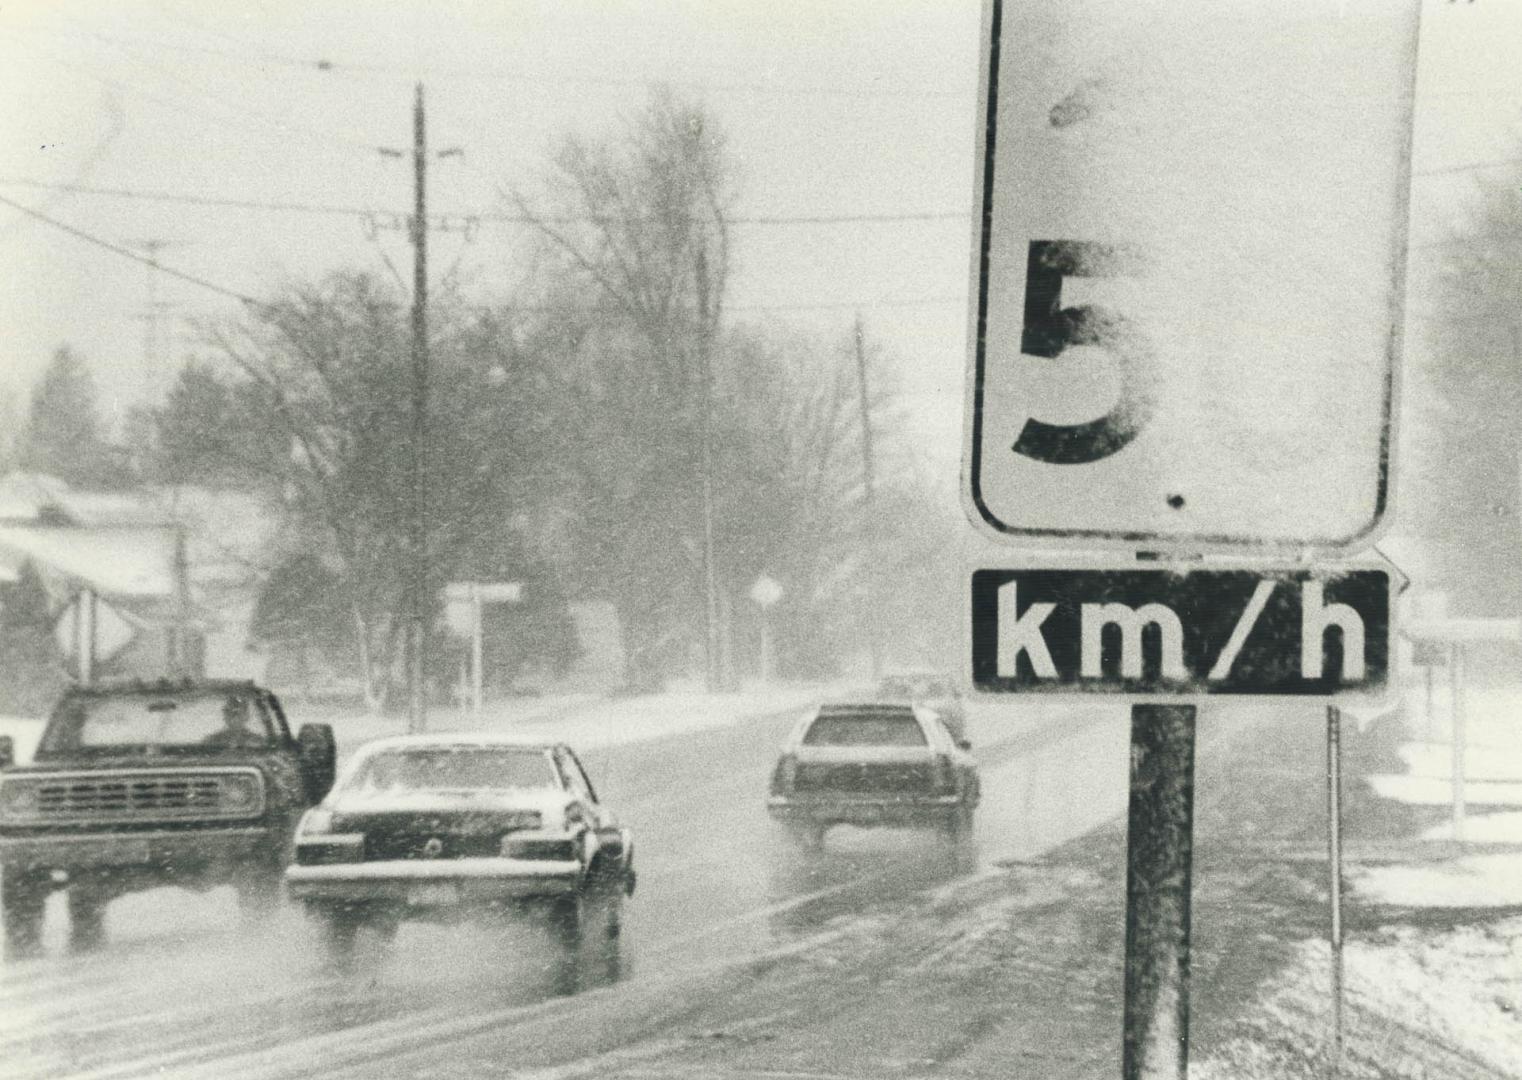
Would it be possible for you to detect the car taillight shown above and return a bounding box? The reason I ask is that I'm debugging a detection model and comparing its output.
[770,754,798,794]
[933,754,955,794]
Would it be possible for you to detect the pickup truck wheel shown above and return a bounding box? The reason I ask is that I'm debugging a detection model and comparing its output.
[67,887,107,953]
[234,866,284,922]
[2,867,47,959]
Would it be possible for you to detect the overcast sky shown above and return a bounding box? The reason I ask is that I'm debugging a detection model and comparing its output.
[1,1,1519,501]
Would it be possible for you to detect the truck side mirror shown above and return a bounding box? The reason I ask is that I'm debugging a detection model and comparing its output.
[295,723,337,803]
[0,735,13,770]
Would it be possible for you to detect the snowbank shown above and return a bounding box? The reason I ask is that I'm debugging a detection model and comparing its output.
[1351,855,1522,909]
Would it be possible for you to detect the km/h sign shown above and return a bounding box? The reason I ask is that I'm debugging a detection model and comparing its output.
[971,567,1393,695]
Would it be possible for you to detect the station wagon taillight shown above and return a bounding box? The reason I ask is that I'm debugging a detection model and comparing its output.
[770,753,798,794]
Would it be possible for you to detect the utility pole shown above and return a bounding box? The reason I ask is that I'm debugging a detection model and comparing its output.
[130,239,182,403]
[375,85,464,733]
[853,314,882,681]
[409,82,430,734]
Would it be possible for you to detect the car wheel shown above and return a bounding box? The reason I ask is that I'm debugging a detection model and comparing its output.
[308,903,362,963]
[67,886,108,953]
[785,823,826,852]
[550,890,621,993]
[2,867,48,959]
[942,805,975,845]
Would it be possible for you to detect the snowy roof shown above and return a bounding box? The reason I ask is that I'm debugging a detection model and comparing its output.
[353,731,561,755]
[0,471,169,527]
[0,525,178,598]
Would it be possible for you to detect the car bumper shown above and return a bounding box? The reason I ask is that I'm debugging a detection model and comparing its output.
[767,794,965,828]
[284,857,584,906]
[0,828,270,871]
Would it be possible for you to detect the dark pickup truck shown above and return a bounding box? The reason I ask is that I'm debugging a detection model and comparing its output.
[0,679,335,956]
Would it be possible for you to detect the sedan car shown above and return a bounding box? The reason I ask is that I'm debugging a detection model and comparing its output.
[766,702,979,850]
[284,733,635,962]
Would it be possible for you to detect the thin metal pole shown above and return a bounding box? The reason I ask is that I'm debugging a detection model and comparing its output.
[409,82,430,734]
[1450,644,1466,842]
[696,248,720,692]
[853,314,882,681]
[1122,703,1196,1080]
[1327,704,1345,1078]
[471,585,483,716]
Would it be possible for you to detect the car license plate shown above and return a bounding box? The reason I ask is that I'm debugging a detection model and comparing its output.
[408,883,460,906]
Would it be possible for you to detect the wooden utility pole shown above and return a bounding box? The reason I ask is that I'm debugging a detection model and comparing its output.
[853,314,882,681]
[409,82,430,734]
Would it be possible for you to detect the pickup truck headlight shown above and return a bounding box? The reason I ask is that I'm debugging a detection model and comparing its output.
[221,774,263,813]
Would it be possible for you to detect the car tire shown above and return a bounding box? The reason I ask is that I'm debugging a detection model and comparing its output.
[942,805,975,845]
[2,867,48,959]
[550,890,621,993]
[309,903,361,962]
[784,823,826,852]
[67,886,107,953]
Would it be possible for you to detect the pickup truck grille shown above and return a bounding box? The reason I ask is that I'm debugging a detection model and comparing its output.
[1,769,265,824]
[793,762,935,795]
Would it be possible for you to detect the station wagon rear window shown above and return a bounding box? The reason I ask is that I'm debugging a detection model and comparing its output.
[802,710,927,747]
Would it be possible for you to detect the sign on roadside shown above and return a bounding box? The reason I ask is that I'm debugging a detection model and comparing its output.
[963,0,1421,553]
[971,566,1395,695]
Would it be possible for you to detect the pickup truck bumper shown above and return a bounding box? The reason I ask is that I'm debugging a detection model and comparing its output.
[0,828,270,872]
[285,858,585,907]
[768,794,966,829]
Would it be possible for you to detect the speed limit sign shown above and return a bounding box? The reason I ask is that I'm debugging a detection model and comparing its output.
[963,0,1421,553]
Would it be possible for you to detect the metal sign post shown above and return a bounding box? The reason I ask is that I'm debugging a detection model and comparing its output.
[1450,644,1466,843]
[1327,705,1345,1078]
[1122,704,1196,1080]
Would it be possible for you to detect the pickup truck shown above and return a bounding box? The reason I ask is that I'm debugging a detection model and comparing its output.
[0,679,335,957]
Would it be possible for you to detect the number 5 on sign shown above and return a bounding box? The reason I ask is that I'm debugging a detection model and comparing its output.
[963,0,1421,554]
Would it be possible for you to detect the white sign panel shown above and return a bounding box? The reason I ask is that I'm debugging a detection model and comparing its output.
[963,0,1420,552]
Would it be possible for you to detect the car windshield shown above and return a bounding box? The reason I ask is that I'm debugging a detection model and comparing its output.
[803,711,928,747]
[346,747,560,793]
[39,692,278,754]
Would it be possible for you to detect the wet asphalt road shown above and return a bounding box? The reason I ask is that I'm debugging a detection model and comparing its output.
[0,697,1130,1080]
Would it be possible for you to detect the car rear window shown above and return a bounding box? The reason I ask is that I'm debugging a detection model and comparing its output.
[347,747,559,793]
[802,711,927,747]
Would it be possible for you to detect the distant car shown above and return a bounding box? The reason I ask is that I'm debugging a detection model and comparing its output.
[284,733,635,962]
[767,702,979,850]
[876,672,969,743]
[0,680,335,957]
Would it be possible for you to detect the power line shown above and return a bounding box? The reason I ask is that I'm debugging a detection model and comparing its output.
[0,177,971,226]
[32,22,975,100]
[0,193,966,315]
[0,194,260,307]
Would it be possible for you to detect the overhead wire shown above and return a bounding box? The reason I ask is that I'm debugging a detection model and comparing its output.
[0,177,971,227]
[0,193,963,315]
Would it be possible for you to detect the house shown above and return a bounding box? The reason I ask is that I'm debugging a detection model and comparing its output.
[0,471,203,681]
